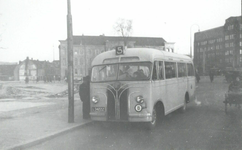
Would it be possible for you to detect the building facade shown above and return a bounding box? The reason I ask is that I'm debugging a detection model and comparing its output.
[14,57,60,81]
[194,16,242,74]
[59,35,173,80]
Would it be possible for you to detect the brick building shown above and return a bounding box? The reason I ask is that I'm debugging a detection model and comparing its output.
[194,16,242,74]
[59,35,173,80]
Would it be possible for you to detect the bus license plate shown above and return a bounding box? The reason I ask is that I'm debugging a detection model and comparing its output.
[92,107,105,112]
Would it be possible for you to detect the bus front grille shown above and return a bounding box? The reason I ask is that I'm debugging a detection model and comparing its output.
[106,88,128,121]
[107,89,115,120]
[119,89,128,120]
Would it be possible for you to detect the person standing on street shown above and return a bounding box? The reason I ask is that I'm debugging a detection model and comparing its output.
[195,69,200,83]
[79,75,91,119]
[209,69,214,83]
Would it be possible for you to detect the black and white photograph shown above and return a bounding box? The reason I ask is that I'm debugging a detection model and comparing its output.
[0,0,242,150]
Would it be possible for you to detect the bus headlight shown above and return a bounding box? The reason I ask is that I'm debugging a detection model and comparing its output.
[136,95,144,104]
[92,96,99,104]
[135,104,142,112]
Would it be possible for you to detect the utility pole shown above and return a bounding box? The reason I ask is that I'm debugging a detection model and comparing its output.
[240,0,242,68]
[67,0,74,123]
[190,24,200,58]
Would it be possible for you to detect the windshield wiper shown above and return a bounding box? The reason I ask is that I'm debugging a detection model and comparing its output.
[99,66,107,72]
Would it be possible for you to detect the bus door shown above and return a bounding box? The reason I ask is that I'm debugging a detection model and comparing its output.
[164,61,178,112]
[157,61,167,109]
[151,61,161,106]
[187,63,195,102]
[177,63,188,105]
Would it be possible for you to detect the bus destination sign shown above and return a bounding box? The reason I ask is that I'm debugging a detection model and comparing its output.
[115,46,124,55]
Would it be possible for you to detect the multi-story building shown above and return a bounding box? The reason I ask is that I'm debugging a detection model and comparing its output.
[194,26,224,74]
[194,16,242,74]
[59,35,173,80]
[14,57,60,82]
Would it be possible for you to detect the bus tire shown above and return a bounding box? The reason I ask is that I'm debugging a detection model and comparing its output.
[145,106,157,130]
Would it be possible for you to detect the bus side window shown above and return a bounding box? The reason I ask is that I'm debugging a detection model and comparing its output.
[158,61,164,80]
[187,63,195,76]
[152,62,158,80]
[165,62,176,79]
[178,63,186,77]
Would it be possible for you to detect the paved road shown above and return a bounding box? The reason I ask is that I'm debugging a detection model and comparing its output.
[28,77,242,150]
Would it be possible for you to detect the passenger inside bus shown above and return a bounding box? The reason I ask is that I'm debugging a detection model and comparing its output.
[133,69,147,79]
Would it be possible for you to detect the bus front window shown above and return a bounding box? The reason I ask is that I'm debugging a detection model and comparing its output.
[118,63,151,80]
[91,62,151,82]
[91,64,118,82]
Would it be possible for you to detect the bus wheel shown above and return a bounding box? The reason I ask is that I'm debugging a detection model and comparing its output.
[145,107,157,130]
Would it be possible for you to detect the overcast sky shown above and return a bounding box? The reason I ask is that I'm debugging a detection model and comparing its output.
[0,0,241,62]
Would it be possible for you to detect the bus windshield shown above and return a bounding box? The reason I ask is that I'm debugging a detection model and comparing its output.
[91,62,152,82]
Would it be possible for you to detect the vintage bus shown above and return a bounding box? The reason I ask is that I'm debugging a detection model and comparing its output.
[90,47,195,129]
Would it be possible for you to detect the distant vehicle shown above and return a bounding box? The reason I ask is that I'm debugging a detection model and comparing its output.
[89,47,196,129]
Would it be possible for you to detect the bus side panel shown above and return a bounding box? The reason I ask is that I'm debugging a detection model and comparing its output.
[178,77,188,105]
[151,80,161,108]
[188,76,196,102]
[165,79,178,114]
[159,80,168,112]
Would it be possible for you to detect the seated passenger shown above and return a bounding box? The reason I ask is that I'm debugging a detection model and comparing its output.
[133,69,146,79]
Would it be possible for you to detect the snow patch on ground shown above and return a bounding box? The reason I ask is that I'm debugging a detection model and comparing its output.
[0,81,79,100]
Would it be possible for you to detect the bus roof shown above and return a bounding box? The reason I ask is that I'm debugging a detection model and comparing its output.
[91,48,192,66]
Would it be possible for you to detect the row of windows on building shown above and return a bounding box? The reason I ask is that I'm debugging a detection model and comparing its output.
[224,56,242,63]
[61,47,100,56]
[197,34,242,46]
[225,34,235,40]
[216,55,242,64]
[197,52,224,58]
[61,56,93,66]
[196,41,242,53]
[227,24,242,30]
[197,45,223,52]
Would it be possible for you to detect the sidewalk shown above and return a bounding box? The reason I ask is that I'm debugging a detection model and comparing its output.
[0,98,92,150]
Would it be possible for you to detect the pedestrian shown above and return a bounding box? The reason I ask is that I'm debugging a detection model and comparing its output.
[195,69,200,83]
[79,75,91,119]
[209,69,214,83]
[25,76,29,84]
[228,75,241,109]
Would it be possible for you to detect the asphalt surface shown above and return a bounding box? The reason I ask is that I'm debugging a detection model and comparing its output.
[27,77,242,150]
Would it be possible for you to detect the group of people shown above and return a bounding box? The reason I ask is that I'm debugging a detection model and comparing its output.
[195,68,215,83]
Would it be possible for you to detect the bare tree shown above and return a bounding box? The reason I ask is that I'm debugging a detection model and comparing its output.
[113,18,133,46]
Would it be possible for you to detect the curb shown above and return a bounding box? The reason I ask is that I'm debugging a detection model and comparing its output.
[7,120,92,150]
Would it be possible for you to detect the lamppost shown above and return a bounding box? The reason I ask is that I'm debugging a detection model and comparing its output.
[190,24,200,58]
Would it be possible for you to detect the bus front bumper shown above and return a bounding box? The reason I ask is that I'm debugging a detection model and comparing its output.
[90,112,152,122]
